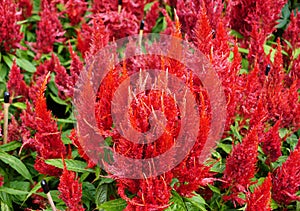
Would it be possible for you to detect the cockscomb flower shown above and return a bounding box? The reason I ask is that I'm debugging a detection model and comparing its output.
[222,127,259,206]
[246,174,272,211]
[69,129,96,168]
[225,0,286,45]
[0,175,3,187]
[144,1,160,33]
[96,10,139,40]
[272,147,300,205]
[77,15,109,58]
[261,120,282,164]
[7,60,29,100]
[65,0,87,25]
[17,0,33,19]
[34,0,65,58]
[0,0,23,53]
[53,55,74,100]
[8,116,22,143]
[58,160,85,211]
[33,73,66,176]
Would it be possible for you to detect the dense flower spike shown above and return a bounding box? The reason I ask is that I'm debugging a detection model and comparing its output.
[0,174,3,187]
[65,0,87,25]
[33,73,66,176]
[144,1,160,33]
[58,160,85,211]
[261,120,282,164]
[246,174,272,211]
[8,116,22,143]
[0,0,23,53]
[7,61,29,99]
[222,128,259,205]
[225,0,286,55]
[77,15,109,58]
[17,0,33,19]
[69,129,96,168]
[272,147,300,205]
[34,0,65,58]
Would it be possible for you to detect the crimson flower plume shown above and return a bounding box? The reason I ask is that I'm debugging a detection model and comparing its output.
[272,147,300,205]
[246,174,272,211]
[0,0,23,53]
[222,127,259,206]
[58,159,85,211]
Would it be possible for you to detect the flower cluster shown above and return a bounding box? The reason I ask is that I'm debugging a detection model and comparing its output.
[0,0,23,53]
[58,160,85,211]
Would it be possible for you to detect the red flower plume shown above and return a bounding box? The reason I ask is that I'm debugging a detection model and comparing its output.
[7,60,29,100]
[246,174,272,211]
[272,147,300,205]
[0,0,23,53]
[58,159,85,211]
[33,73,66,176]
[222,127,259,206]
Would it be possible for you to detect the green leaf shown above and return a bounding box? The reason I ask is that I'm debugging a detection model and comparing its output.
[98,198,127,211]
[49,93,68,106]
[11,102,26,110]
[144,2,155,12]
[16,58,36,73]
[0,187,29,195]
[286,134,299,150]
[45,159,95,173]
[99,177,114,186]
[167,190,186,211]
[95,183,108,207]
[2,55,13,68]
[0,201,11,211]
[184,193,207,211]
[0,141,22,152]
[270,199,279,210]
[230,30,244,39]
[217,143,232,154]
[207,184,221,194]
[0,151,33,183]
[56,118,76,124]
[22,182,41,205]
[238,47,249,54]
[293,48,300,59]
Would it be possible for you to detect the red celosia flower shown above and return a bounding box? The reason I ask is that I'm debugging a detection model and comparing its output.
[17,0,33,19]
[261,120,282,164]
[65,0,87,25]
[225,0,286,59]
[193,5,213,56]
[246,174,272,211]
[8,116,22,143]
[176,0,223,39]
[96,10,139,40]
[53,56,74,100]
[144,1,160,33]
[69,129,96,168]
[0,0,23,53]
[77,15,109,58]
[92,0,150,21]
[0,175,4,187]
[282,11,300,89]
[272,147,300,205]
[34,0,65,58]
[222,127,259,206]
[53,46,83,99]
[26,73,66,176]
[7,60,29,100]
[20,100,37,150]
[58,160,85,211]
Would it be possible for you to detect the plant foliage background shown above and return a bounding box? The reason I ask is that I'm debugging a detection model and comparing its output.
[0,0,300,210]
